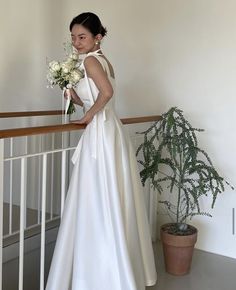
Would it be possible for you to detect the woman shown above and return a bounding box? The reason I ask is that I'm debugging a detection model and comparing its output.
[46,12,157,290]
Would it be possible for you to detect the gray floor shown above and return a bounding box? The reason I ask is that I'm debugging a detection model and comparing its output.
[148,241,236,290]
[3,202,58,235]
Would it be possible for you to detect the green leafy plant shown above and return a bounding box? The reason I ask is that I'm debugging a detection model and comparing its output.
[136,107,233,234]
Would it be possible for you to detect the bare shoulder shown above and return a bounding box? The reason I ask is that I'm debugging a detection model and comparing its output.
[84,54,115,79]
[83,55,104,77]
[84,55,102,69]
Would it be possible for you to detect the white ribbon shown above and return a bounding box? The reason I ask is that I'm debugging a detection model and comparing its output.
[71,134,84,164]
[63,88,71,123]
[71,109,107,164]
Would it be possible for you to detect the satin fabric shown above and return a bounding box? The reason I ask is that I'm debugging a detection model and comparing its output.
[45,51,157,290]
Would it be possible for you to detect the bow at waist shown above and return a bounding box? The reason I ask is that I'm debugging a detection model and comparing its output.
[71,108,108,164]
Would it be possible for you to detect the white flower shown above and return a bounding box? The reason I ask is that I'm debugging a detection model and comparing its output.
[63,67,69,73]
[61,59,74,73]
[71,70,83,83]
[49,61,60,72]
[61,62,71,73]
[69,53,78,60]
[66,83,73,89]
[64,57,74,66]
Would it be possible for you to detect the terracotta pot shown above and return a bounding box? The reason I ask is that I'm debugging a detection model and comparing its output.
[160,223,198,275]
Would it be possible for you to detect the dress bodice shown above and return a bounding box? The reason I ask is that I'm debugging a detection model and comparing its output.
[75,51,115,113]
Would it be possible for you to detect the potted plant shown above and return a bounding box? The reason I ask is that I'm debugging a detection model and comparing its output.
[136,107,233,275]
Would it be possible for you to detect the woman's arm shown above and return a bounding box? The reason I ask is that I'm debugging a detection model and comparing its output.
[65,88,83,107]
[73,56,113,124]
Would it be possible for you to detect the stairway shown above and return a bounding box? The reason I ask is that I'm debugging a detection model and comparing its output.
[2,203,59,290]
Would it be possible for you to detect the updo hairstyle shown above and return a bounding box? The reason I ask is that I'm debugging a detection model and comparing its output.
[69,12,107,37]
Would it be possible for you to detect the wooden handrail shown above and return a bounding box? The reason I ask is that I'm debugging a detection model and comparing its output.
[0,115,161,139]
[0,110,64,118]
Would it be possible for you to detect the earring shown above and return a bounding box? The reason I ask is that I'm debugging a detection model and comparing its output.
[95,41,100,45]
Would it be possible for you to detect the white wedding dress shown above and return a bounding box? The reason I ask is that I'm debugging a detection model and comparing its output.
[45,51,157,290]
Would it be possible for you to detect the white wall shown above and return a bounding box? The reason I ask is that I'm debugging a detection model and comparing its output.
[1,0,236,258]
[153,0,236,259]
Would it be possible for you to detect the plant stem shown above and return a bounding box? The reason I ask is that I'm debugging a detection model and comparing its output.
[176,150,183,224]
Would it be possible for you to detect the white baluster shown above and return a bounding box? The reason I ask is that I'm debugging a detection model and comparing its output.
[37,136,42,224]
[19,157,26,290]
[50,134,55,220]
[40,154,47,290]
[233,208,235,235]
[61,150,66,216]
[0,139,4,290]
[9,138,13,234]
[24,136,28,229]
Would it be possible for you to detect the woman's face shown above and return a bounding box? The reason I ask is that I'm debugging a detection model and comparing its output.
[71,24,99,54]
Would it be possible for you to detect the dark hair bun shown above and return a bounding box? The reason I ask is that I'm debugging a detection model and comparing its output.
[70,12,107,37]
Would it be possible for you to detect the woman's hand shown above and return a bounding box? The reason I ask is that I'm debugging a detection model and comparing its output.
[64,88,72,100]
[72,111,94,125]
[64,88,83,106]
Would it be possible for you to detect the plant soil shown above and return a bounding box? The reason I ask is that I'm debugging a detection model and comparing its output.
[162,223,197,236]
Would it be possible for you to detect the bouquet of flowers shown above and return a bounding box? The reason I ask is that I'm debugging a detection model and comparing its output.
[47,45,84,114]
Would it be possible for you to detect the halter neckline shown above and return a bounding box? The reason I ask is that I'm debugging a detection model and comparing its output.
[87,49,103,56]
